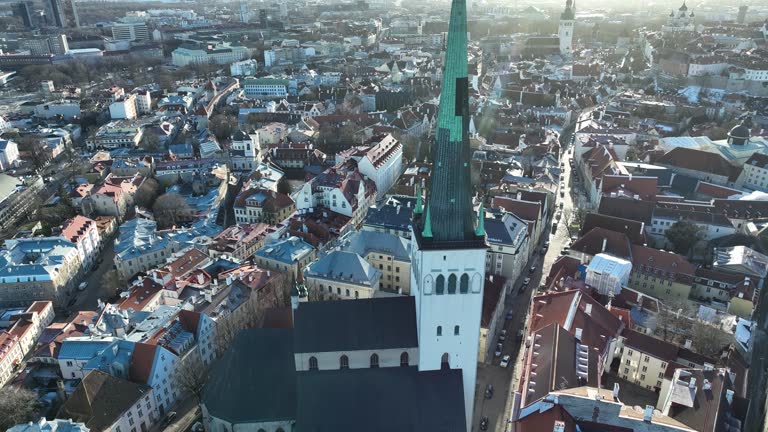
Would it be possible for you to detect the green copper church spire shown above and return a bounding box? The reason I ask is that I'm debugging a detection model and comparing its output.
[419,0,478,245]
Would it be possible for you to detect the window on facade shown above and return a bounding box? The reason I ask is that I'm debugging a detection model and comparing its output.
[454,325,460,335]
[355,291,359,299]
[437,326,442,336]
[640,374,646,381]
[644,356,650,362]
[435,275,445,295]
[340,355,349,369]
[642,366,648,372]
[460,274,469,293]
[441,353,450,369]
[345,289,350,297]
[309,356,318,370]
[623,368,629,374]
[370,353,379,368]
[447,274,457,294]
[400,352,409,367]
[625,359,630,366]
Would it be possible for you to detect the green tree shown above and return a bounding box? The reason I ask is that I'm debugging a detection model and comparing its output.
[17,135,50,173]
[276,177,292,195]
[665,220,704,255]
[101,270,124,300]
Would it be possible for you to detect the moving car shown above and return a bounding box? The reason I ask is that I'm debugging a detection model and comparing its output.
[523,277,531,285]
[485,384,494,399]
[480,417,489,431]
[506,311,513,320]
[529,265,537,273]
[77,282,87,291]
[500,355,511,368]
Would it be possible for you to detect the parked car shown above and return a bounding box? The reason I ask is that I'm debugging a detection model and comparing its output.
[523,277,530,285]
[505,311,513,320]
[494,343,503,357]
[500,329,507,339]
[161,412,177,428]
[485,384,494,399]
[516,330,524,342]
[500,355,511,368]
[529,265,537,273]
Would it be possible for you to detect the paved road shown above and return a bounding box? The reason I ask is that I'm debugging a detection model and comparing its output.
[66,238,117,314]
[471,133,590,432]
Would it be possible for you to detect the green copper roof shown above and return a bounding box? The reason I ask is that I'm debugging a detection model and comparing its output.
[418,0,481,246]
[422,203,433,238]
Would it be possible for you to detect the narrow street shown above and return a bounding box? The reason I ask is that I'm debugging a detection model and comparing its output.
[471,132,587,432]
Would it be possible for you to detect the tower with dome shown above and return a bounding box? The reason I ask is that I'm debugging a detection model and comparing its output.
[662,0,696,34]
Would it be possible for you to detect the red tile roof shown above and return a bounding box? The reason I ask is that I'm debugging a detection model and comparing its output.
[129,342,157,385]
[492,196,541,221]
[601,175,658,201]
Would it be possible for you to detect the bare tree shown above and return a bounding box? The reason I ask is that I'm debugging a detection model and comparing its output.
[152,193,193,229]
[101,270,124,299]
[0,388,41,430]
[172,351,209,404]
[690,320,731,357]
[655,301,694,343]
[561,207,587,237]
[134,177,161,209]
[140,133,162,152]
[17,136,50,173]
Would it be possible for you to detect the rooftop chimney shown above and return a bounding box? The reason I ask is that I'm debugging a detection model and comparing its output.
[601,238,607,252]
[726,389,734,405]
[613,382,620,400]
[643,405,654,423]
[585,303,593,316]
[703,379,711,391]
[689,377,697,389]
[684,339,692,350]
[553,421,565,432]
[575,327,583,340]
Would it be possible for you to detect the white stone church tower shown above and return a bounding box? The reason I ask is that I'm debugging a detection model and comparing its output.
[559,0,575,56]
[409,0,488,430]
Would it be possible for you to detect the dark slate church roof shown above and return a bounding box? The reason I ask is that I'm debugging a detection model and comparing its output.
[203,329,297,423]
[294,296,418,353]
[296,366,466,432]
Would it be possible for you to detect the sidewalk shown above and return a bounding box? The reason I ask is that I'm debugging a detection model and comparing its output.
[151,396,200,432]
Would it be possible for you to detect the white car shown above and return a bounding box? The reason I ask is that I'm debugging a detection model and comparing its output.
[77,282,88,291]
[500,355,511,368]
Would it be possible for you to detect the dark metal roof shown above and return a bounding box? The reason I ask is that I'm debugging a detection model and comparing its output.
[296,366,466,432]
[293,297,418,353]
[203,329,296,423]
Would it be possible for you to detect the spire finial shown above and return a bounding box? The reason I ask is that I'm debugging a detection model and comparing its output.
[422,204,433,238]
[475,200,486,237]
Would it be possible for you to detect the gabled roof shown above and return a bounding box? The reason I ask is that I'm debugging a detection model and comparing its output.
[297,366,466,432]
[580,213,646,245]
[58,370,152,431]
[293,296,417,353]
[570,227,633,260]
[598,196,655,224]
[203,329,296,423]
[657,147,740,180]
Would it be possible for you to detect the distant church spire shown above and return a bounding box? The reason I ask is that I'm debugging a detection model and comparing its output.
[416,0,482,246]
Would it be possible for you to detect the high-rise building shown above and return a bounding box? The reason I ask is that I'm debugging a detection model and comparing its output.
[737,5,748,24]
[409,0,486,429]
[111,22,149,41]
[45,0,79,28]
[558,0,575,56]
[20,34,69,55]
[11,2,35,29]
[239,2,250,23]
